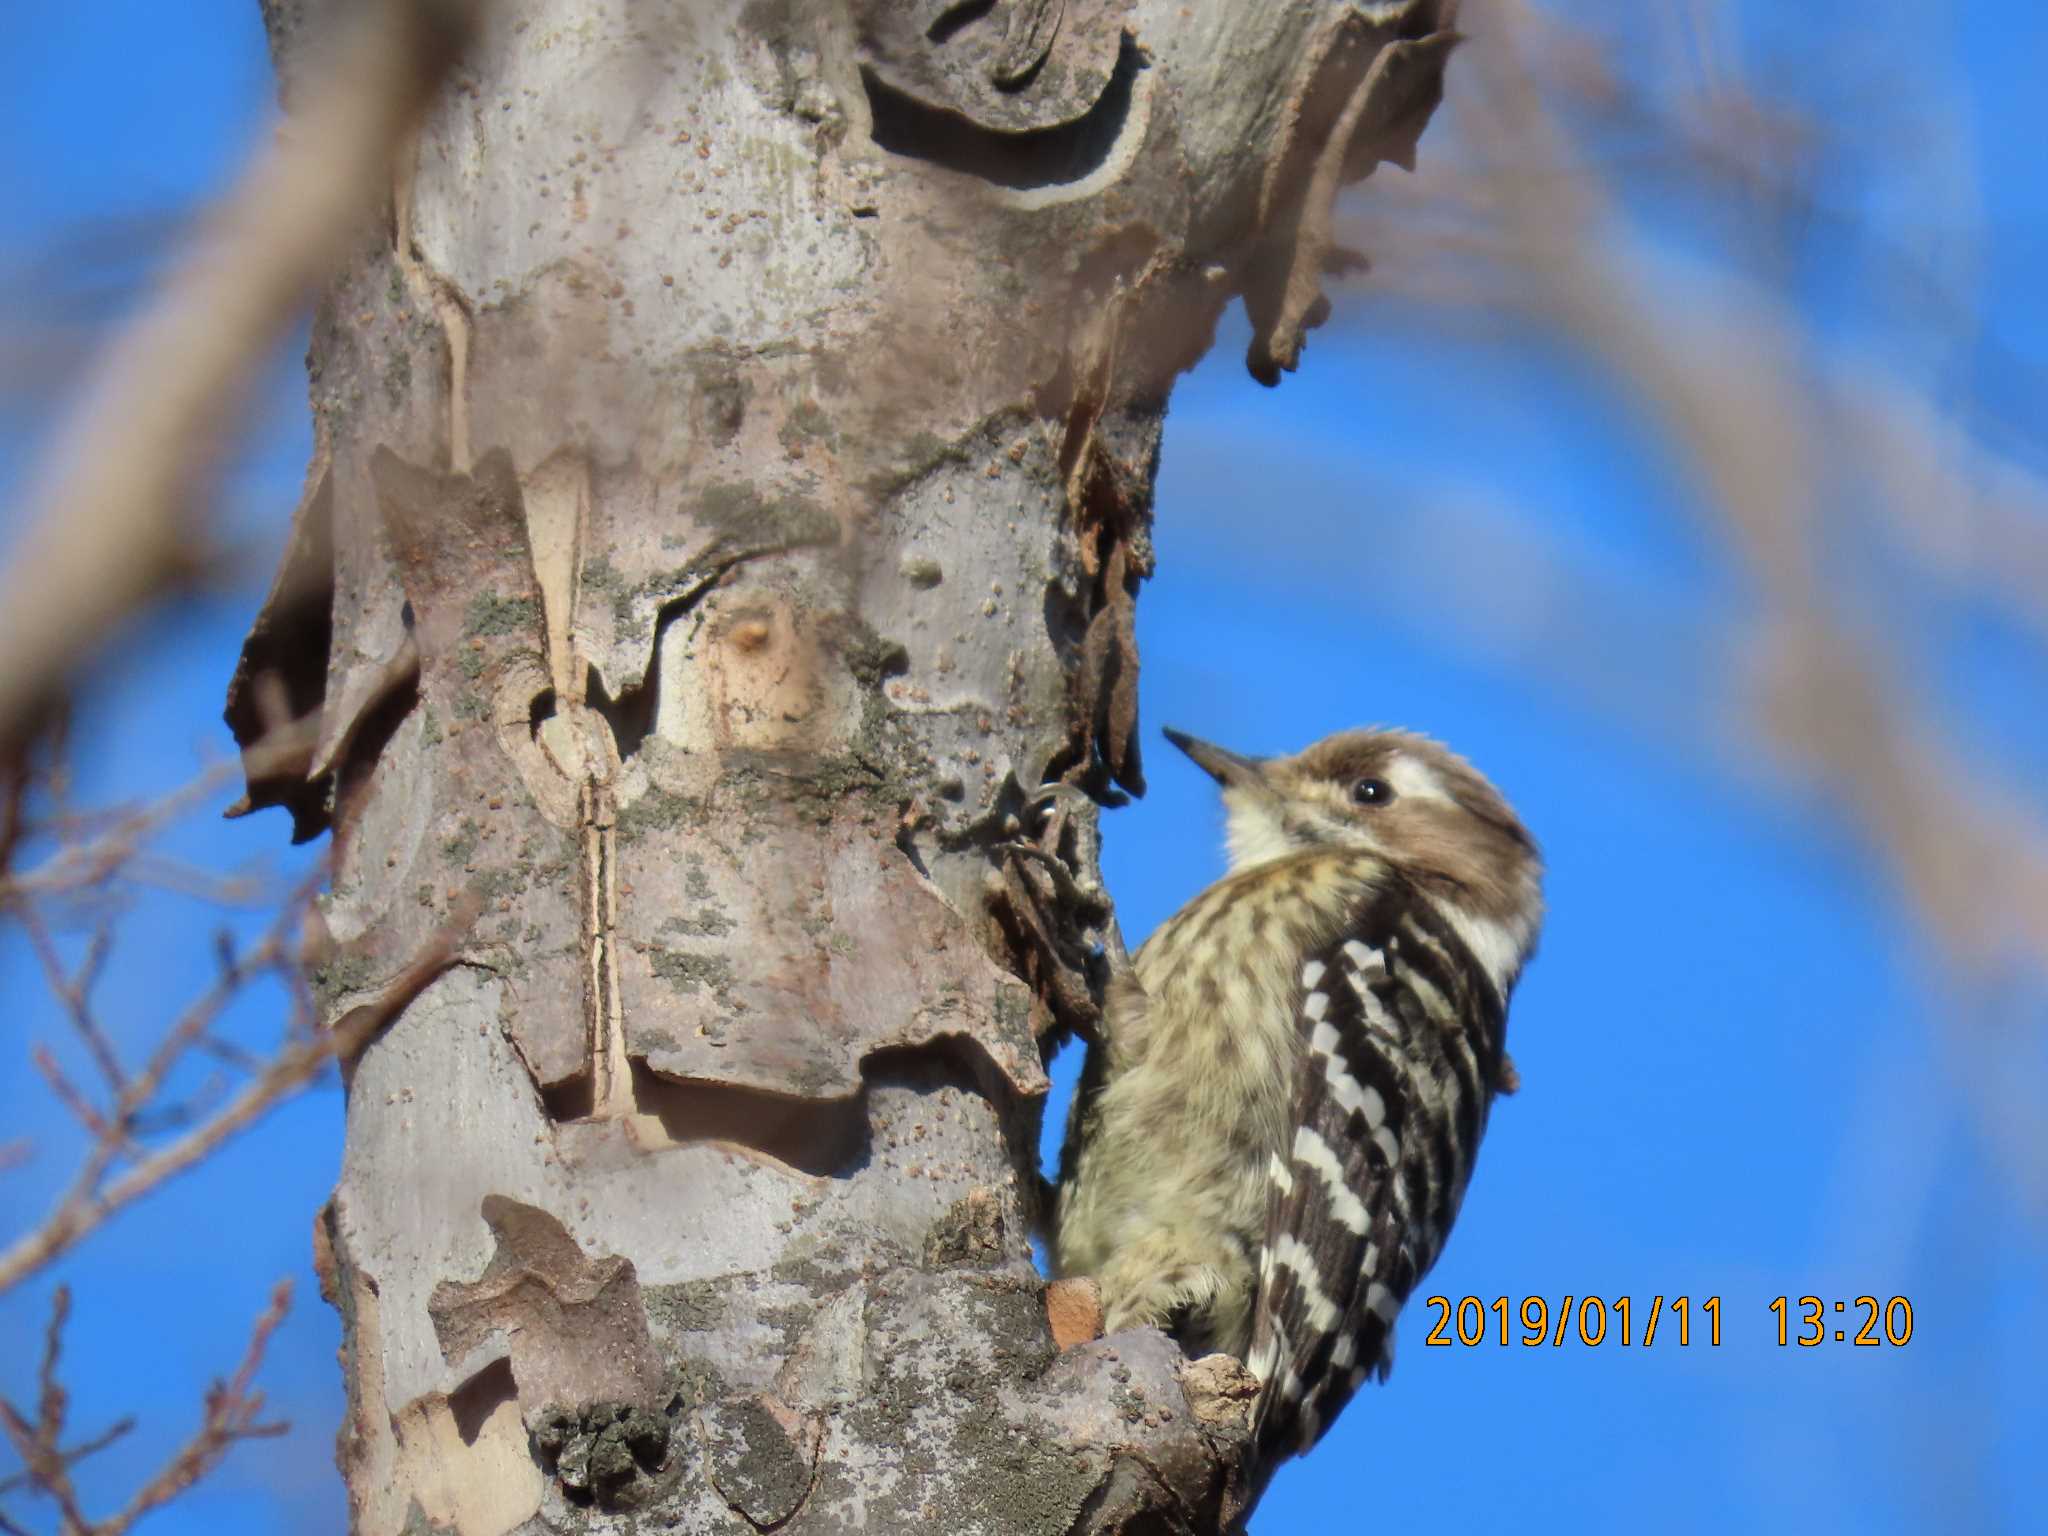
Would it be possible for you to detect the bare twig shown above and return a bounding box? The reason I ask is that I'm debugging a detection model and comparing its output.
[0,882,468,1296]
[0,760,239,906]
[0,1282,290,1536]
[23,916,126,1094]
[0,1418,135,1499]
[0,1289,96,1535]
[30,1045,135,1164]
[195,1034,268,1076]
[0,907,306,1295]
[92,1282,294,1536]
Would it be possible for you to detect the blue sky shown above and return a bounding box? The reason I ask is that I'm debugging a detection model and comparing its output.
[3,4,2045,1534]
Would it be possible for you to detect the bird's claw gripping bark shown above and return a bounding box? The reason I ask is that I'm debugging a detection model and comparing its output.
[988,780,1133,1020]
[1000,840,1112,927]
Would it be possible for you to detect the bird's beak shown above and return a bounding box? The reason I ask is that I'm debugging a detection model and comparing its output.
[1162,727,1266,790]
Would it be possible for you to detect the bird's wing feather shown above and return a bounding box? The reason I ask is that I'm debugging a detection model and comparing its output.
[1247,881,1508,1458]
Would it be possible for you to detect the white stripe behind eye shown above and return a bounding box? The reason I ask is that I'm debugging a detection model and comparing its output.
[1385,753,1451,803]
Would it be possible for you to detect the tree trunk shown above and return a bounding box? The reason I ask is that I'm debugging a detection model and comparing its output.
[227,2,1455,1530]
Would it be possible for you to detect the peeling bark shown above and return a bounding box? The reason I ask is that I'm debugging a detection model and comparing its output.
[233,2,1456,1530]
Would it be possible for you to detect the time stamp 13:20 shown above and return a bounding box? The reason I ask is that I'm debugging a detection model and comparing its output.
[1420,1295,1916,1348]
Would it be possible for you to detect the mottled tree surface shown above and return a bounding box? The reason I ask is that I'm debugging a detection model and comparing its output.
[227,2,1455,1530]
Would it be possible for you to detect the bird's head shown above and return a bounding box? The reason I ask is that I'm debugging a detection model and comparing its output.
[1163,724,1543,931]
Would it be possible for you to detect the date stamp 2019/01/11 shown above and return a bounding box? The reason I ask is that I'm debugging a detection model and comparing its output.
[1421,1295,1915,1348]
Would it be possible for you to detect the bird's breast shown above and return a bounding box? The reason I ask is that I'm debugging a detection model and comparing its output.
[1124,852,1386,1147]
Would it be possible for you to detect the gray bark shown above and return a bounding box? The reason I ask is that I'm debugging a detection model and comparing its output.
[227,2,1455,1530]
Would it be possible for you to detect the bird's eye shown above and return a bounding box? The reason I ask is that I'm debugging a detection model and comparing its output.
[1351,778,1394,807]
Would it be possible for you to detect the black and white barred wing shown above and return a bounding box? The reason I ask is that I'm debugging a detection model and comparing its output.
[1247,896,1508,1458]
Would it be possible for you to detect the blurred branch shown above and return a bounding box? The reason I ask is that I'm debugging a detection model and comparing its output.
[0,708,67,886]
[0,0,476,749]
[1329,0,2048,975]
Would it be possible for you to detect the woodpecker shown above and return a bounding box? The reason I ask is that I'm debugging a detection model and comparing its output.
[1054,724,1542,1462]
